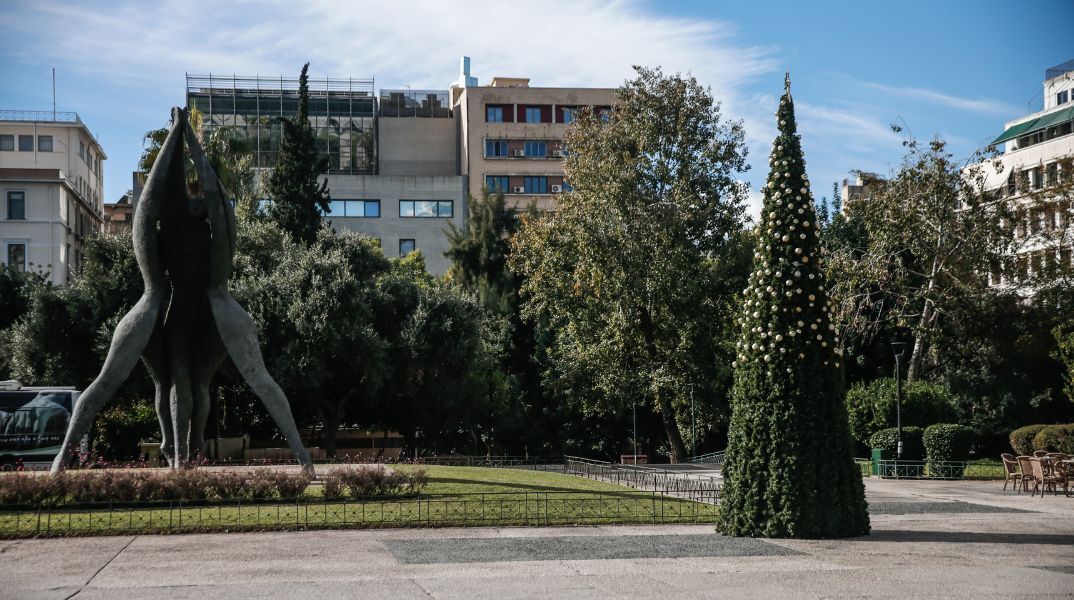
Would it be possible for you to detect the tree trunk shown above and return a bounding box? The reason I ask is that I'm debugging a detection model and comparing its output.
[323,413,340,459]
[657,391,688,463]
[638,306,687,462]
[907,298,932,384]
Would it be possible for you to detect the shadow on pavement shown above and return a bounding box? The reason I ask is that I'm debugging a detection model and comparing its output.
[859,530,1074,545]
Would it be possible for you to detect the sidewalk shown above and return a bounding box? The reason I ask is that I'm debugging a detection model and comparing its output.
[1,478,1071,599]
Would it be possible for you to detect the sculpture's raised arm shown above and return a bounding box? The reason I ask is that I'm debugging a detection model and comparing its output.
[183,119,236,287]
[134,108,185,289]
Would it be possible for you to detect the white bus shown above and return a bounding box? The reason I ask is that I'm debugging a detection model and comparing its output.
[0,381,80,470]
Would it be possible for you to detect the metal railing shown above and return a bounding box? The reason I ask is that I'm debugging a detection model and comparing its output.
[563,457,721,502]
[874,460,1004,480]
[685,451,726,465]
[0,110,81,123]
[0,490,718,538]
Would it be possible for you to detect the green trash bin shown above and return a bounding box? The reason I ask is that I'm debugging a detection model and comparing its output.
[871,447,894,476]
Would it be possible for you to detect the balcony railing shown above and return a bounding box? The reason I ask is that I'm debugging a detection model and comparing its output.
[0,110,81,124]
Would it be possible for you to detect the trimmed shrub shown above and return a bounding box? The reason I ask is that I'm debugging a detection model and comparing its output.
[846,379,957,447]
[923,424,975,463]
[322,472,345,500]
[1010,424,1048,455]
[328,466,428,499]
[867,426,925,460]
[1032,424,1074,454]
[271,471,312,498]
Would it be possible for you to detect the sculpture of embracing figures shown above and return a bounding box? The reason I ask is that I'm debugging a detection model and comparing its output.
[51,108,313,474]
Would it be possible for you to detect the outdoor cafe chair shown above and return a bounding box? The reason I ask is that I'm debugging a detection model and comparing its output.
[1017,456,1036,493]
[1033,451,1050,458]
[1001,453,1022,492]
[1028,457,1065,497]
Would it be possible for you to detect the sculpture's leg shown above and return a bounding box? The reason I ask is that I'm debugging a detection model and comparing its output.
[207,288,314,474]
[191,326,228,460]
[142,326,173,467]
[50,292,163,474]
[166,316,195,467]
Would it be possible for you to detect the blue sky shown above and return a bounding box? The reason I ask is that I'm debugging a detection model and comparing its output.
[1,0,1071,216]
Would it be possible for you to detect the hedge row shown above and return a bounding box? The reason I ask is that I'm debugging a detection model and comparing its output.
[868,426,924,460]
[922,424,975,463]
[869,423,975,463]
[0,469,316,505]
[322,467,428,499]
[1009,424,1074,455]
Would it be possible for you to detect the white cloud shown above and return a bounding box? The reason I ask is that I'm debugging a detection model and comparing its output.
[7,0,778,98]
[856,80,1017,116]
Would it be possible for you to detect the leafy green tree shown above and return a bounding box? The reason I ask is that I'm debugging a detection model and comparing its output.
[718,75,868,538]
[230,222,390,456]
[511,67,749,461]
[373,252,511,454]
[264,63,331,244]
[833,140,1014,383]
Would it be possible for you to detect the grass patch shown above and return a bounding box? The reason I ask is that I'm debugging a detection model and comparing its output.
[395,465,639,495]
[0,466,717,538]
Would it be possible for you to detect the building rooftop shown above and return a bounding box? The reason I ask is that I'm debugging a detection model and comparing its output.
[1045,59,1074,81]
[0,110,106,157]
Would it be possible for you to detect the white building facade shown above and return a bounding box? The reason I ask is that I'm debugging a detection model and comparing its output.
[0,111,105,285]
[979,60,1074,286]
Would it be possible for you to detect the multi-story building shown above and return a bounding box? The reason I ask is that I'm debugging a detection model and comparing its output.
[185,59,616,273]
[979,59,1074,287]
[839,172,885,211]
[103,191,134,234]
[0,110,105,285]
[451,58,617,212]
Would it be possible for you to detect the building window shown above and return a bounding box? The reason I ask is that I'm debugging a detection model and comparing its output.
[18,135,33,152]
[6,243,26,272]
[526,106,542,123]
[7,191,25,220]
[1059,90,1070,106]
[485,139,508,157]
[524,176,548,194]
[486,176,509,194]
[563,108,576,124]
[325,199,381,217]
[399,239,416,256]
[486,106,504,123]
[598,107,611,122]
[37,135,53,152]
[524,141,547,157]
[78,139,86,161]
[0,135,13,151]
[399,200,453,218]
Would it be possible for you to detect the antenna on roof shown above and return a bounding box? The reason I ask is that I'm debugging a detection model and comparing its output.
[52,68,56,121]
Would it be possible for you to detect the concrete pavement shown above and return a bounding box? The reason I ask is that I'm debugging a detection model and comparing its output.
[1,478,1072,599]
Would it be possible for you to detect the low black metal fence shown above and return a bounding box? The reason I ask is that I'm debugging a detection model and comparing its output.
[873,460,1004,480]
[0,490,719,538]
[563,457,721,502]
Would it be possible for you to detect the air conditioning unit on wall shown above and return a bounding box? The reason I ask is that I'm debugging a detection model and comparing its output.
[551,185,563,193]
[513,149,525,157]
[512,186,526,194]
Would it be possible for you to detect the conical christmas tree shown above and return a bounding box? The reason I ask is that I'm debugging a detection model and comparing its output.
[717,74,869,538]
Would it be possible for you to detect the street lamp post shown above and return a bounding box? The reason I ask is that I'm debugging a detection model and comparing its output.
[891,341,907,460]
[632,401,638,465]
[690,385,696,458]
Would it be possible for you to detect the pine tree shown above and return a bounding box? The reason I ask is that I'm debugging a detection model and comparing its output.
[717,74,869,538]
[265,63,331,244]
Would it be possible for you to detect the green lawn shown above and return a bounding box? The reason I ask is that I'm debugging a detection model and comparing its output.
[397,465,644,495]
[0,466,717,538]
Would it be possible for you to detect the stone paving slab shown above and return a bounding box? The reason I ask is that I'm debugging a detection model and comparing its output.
[383,533,802,564]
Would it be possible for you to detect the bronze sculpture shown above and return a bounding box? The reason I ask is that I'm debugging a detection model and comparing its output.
[51,108,313,473]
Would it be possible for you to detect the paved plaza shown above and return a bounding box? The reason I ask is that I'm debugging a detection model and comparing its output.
[1,478,1072,599]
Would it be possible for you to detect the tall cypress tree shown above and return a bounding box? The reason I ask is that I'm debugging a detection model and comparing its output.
[717,74,869,538]
[265,63,331,244]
